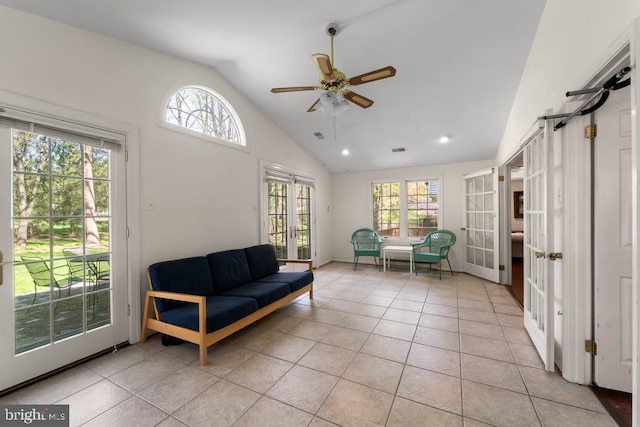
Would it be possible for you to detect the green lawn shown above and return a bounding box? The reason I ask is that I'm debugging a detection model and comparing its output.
[13,228,110,296]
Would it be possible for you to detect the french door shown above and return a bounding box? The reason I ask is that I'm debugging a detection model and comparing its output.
[264,169,314,262]
[0,117,128,391]
[462,168,500,282]
[523,121,555,372]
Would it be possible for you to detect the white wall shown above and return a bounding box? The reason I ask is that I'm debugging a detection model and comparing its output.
[0,8,332,280]
[497,0,640,162]
[331,160,495,272]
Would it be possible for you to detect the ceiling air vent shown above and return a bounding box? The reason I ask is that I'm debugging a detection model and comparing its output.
[391,147,406,153]
[313,132,325,140]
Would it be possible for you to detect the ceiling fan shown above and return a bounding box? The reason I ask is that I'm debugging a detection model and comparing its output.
[270,23,396,112]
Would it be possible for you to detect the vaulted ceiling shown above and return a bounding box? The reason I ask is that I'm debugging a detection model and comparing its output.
[0,0,546,172]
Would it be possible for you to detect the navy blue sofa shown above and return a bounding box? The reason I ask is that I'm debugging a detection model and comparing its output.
[141,244,313,365]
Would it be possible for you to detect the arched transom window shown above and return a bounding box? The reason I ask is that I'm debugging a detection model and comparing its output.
[165,86,245,146]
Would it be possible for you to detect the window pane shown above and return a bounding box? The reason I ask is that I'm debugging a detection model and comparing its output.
[405,180,439,238]
[165,87,244,145]
[373,182,400,236]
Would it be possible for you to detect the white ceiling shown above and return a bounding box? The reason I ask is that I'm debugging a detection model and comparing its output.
[0,0,546,173]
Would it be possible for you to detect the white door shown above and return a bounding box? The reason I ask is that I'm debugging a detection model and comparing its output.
[462,168,500,282]
[263,170,314,263]
[594,85,632,392]
[0,120,128,391]
[523,122,555,371]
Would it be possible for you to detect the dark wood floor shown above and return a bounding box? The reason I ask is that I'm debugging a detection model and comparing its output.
[510,257,631,425]
[592,385,632,426]
[511,257,523,307]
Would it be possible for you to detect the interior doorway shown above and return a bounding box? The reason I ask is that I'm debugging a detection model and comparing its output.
[504,152,525,307]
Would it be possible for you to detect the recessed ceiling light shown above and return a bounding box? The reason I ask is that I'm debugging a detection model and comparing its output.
[341,149,350,156]
[438,136,450,143]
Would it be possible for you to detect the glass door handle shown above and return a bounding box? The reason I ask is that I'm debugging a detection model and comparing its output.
[0,251,14,286]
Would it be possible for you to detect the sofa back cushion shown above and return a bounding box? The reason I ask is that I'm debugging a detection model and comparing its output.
[244,244,280,280]
[148,257,214,312]
[206,249,253,293]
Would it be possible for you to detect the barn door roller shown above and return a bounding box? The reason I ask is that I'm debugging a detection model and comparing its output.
[541,66,631,131]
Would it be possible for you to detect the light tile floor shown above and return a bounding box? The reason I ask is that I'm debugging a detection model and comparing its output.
[0,263,619,426]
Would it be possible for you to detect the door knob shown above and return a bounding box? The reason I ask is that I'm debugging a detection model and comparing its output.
[548,252,563,261]
[535,251,545,259]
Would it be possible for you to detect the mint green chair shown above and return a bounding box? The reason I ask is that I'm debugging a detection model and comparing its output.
[411,230,456,279]
[351,228,382,271]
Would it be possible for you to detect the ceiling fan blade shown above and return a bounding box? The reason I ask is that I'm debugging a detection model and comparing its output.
[312,54,335,80]
[348,66,397,86]
[307,98,320,112]
[342,90,373,108]
[342,91,374,109]
[271,86,318,93]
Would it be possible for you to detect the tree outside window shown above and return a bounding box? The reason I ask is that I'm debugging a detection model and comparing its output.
[372,182,400,236]
[407,180,439,237]
[165,86,245,146]
[372,179,440,238]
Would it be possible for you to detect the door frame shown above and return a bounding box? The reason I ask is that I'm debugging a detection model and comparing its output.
[631,19,640,424]
[259,160,317,266]
[0,89,141,346]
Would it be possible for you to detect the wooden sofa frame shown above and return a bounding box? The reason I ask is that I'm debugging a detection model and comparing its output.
[140,259,313,365]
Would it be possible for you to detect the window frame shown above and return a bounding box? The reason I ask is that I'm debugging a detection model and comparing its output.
[406,179,440,238]
[160,85,248,152]
[371,181,401,237]
[371,177,443,240]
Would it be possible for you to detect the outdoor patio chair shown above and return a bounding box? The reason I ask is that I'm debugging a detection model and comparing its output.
[21,256,74,304]
[62,249,88,284]
[351,228,383,271]
[411,230,456,279]
[91,254,110,290]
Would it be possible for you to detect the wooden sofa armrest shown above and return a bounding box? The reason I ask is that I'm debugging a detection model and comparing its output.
[278,259,313,271]
[146,290,206,304]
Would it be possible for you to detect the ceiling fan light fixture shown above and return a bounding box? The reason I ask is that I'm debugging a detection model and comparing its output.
[319,92,335,108]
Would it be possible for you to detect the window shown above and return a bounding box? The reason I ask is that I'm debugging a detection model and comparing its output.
[372,179,440,238]
[165,86,245,146]
[372,182,400,236]
[407,180,439,237]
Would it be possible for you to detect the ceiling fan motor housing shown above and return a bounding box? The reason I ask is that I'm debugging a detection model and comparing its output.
[325,23,339,36]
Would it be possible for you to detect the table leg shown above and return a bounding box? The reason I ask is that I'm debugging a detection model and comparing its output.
[383,249,386,272]
[409,251,413,274]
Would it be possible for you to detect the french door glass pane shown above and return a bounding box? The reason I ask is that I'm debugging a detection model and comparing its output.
[465,174,494,268]
[268,181,288,259]
[12,130,112,354]
[296,184,312,259]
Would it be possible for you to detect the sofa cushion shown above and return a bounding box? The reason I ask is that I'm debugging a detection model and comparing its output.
[160,295,258,333]
[244,244,280,280]
[257,271,314,292]
[220,282,290,308]
[206,249,253,293]
[148,257,214,312]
